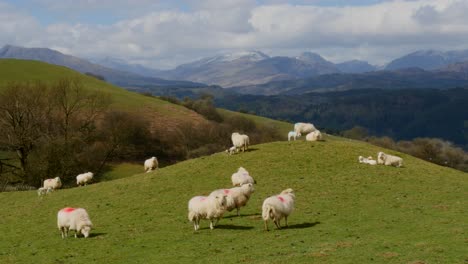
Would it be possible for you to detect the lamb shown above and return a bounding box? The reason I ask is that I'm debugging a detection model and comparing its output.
[76,172,94,186]
[288,131,301,141]
[188,194,227,231]
[358,156,377,165]
[210,183,255,216]
[262,188,295,231]
[43,177,62,190]
[305,130,322,141]
[294,122,317,135]
[226,146,237,155]
[37,187,53,196]
[57,207,93,238]
[231,167,255,186]
[144,157,158,172]
[377,152,403,167]
[231,132,249,153]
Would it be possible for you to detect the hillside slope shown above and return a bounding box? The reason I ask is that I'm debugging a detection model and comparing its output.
[0,139,465,263]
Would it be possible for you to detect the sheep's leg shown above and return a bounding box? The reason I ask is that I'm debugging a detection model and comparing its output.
[237,208,240,216]
[60,227,65,238]
[75,229,78,238]
[285,216,288,228]
[264,220,269,231]
[210,220,214,230]
[274,219,281,229]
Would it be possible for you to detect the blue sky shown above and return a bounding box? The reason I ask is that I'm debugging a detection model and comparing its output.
[1,0,467,69]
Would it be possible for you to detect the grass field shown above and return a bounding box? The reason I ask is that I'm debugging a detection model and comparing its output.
[0,136,466,264]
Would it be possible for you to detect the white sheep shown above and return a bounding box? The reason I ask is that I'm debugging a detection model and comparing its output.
[294,122,317,135]
[210,183,255,216]
[37,187,53,197]
[358,156,377,165]
[305,130,322,141]
[231,132,249,153]
[225,146,237,155]
[231,167,256,186]
[43,177,62,190]
[377,152,403,167]
[288,131,301,141]
[188,194,227,231]
[144,157,159,172]
[57,207,93,238]
[76,172,94,186]
[262,188,295,231]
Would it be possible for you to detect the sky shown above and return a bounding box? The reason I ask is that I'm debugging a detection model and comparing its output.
[1,0,468,69]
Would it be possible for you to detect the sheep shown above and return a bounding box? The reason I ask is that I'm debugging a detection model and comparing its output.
[37,187,53,197]
[225,146,237,155]
[231,132,249,153]
[288,131,301,141]
[57,207,93,238]
[294,122,316,135]
[210,183,255,216]
[188,194,227,231]
[358,156,377,165]
[231,167,256,186]
[262,188,295,231]
[144,157,158,173]
[76,172,94,186]
[305,130,322,141]
[377,152,403,167]
[43,177,62,190]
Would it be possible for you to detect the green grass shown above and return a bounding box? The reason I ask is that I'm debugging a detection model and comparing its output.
[100,163,143,182]
[0,137,466,263]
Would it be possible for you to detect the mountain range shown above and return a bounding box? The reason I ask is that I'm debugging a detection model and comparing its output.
[0,45,201,88]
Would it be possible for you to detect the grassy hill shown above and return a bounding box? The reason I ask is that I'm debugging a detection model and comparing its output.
[0,138,466,263]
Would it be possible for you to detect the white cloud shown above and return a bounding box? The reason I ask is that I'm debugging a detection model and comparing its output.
[3,0,468,68]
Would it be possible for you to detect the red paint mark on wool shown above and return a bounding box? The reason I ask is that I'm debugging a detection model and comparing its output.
[223,189,230,194]
[200,197,206,202]
[278,196,285,202]
[63,207,76,213]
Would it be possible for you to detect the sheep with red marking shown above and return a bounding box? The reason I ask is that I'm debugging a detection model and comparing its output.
[76,172,94,186]
[231,167,255,186]
[262,188,295,231]
[210,183,255,216]
[57,207,93,238]
[294,122,316,135]
[305,130,322,141]
[188,194,227,231]
[377,151,403,167]
[144,157,158,172]
[43,177,62,190]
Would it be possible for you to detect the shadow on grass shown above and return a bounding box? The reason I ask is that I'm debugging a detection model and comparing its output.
[224,213,261,219]
[89,232,106,238]
[287,222,320,229]
[215,224,254,230]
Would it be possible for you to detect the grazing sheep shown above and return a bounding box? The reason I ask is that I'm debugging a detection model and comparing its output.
[43,177,62,190]
[231,132,249,153]
[288,131,301,141]
[377,152,403,167]
[305,130,322,141]
[144,157,158,172]
[358,156,377,165]
[294,122,316,135]
[262,188,295,231]
[188,194,227,231]
[210,183,255,216]
[37,187,53,197]
[231,167,256,186]
[76,172,94,186]
[57,207,93,238]
[226,146,237,155]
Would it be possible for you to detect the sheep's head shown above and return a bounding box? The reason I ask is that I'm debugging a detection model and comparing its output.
[215,195,227,207]
[281,188,295,198]
[81,225,91,238]
[297,132,301,137]
[358,156,364,162]
[377,152,385,164]
[241,183,255,193]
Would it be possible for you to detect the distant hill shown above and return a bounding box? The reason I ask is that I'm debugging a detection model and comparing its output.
[153,51,340,87]
[0,45,202,88]
[336,60,377,73]
[231,67,468,95]
[385,49,468,70]
[91,56,164,78]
